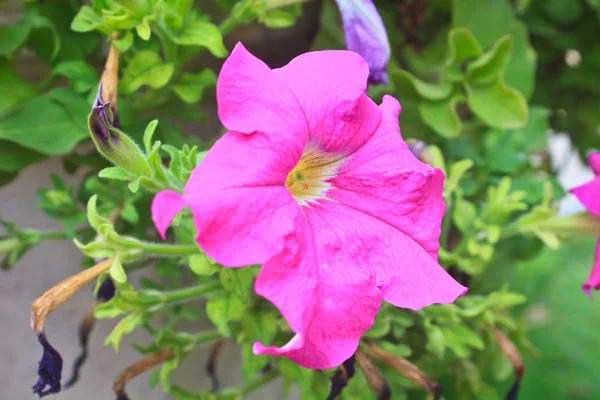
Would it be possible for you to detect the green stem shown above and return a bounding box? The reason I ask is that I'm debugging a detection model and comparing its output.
[33,227,92,240]
[140,242,200,256]
[163,282,221,304]
[190,331,222,345]
[241,369,280,396]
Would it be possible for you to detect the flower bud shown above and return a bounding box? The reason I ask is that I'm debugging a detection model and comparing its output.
[334,0,391,84]
[88,85,152,177]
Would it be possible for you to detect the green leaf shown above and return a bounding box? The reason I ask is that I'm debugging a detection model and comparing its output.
[426,324,446,359]
[206,296,245,336]
[188,254,219,276]
[420,95,463,138]
[112,31,134,53]
[70,6,103,33]
[104,312,145,352]
[483,129,528,174]
[135,16,152,40]
[171,15,228,58]
[465,77,528,129]
[504,22,537,100]
[0,23,30,56]
[390,68,453,100]
[143,119,159,154]
[467,35,513,84]
[99,167,133,181]
[53,61,99,93]
[110,258,127,283]
[0,59,37,113]
[445,159,474,196]
[541,0,583,24]
[259,8,299,29]
[453,196,478,233]
[219,267,256,303]
[120,201,139,224]
[121,51,174,93]
[0,89,89,155]
[0,140,46,173]
[159,356,179,393]
[452,0,513,48]
[364,310,391,339]
[173,69,218,104]
[445,28,483,80]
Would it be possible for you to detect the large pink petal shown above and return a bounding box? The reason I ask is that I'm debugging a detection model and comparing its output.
[254,202,465,369]
[187,187,302,267]
[588,152,600,176]
[582,237,600,297]
[572,177,600,216]
[329,95,446,258]
[273,50,381,154]
[217,42,308,138]
[185,129,304,191]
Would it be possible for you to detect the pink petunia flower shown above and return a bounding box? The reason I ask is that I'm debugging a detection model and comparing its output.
[571,152,600,296]
[152,43,467,369]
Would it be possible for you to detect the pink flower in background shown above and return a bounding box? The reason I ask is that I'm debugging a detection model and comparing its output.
[152,43,467,369]
[571,152,600,296]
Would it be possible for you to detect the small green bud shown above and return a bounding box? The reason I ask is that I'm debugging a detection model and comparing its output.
[89,85,152,177]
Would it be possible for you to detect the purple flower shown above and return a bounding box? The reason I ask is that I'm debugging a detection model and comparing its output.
[32,332,63,397]
[334,0,391,84]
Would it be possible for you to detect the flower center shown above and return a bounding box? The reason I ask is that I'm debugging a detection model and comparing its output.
[285,145,344,206]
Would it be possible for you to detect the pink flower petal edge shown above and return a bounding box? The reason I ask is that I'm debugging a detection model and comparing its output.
[571,151,600,296]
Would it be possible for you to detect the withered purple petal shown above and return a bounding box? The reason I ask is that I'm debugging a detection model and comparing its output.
[32,332,63,397]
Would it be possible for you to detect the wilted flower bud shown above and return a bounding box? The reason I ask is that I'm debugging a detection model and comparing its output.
[30,258,114,397]
[32,332,63,397]
[334,0,391,84]
[89,85,152,177]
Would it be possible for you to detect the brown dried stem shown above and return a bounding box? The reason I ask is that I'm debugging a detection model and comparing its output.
[101,39,119,109]
[31,257,115,334]
[113,349,175,399]
[355,351,391,400]
[492,327,524,400]
[364,343,442,399]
